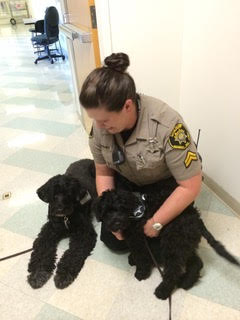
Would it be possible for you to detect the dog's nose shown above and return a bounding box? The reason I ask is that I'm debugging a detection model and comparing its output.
[114,222,121,228]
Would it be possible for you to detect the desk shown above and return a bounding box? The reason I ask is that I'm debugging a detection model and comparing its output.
[23,18,36,25]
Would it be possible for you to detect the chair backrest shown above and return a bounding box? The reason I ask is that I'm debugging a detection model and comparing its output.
[35,20,44,34]
[44,6,59,38]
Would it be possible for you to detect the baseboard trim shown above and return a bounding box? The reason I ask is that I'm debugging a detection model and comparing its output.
[203,173,240,216]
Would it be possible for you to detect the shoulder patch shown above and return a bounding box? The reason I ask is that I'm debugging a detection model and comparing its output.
[184,151,198,168]
[168,123,190,150]
[89,126,93,138]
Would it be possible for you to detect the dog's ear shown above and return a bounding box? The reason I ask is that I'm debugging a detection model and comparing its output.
[67,178,87,203]
[36,175,61,203]
[92,197,104,221]
[37,180,51,203]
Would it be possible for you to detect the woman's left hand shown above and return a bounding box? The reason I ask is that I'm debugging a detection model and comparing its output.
[143,218,160,238]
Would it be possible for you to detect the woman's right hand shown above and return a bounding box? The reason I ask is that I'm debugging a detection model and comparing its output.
[112,231,124,240]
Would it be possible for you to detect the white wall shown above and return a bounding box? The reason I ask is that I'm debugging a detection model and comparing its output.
[27,0,62,20]
[96,0,184,109]
[180,0,240,202]
[96,0,240,203]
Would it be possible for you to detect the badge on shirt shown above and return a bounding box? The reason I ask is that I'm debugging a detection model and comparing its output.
[168,123,190,150]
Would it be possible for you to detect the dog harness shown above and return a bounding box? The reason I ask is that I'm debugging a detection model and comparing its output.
[129,193,147,220]
[80,190,91,205]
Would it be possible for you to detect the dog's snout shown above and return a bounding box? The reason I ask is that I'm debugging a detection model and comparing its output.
[114,221,121,228]
[111,221,123,232]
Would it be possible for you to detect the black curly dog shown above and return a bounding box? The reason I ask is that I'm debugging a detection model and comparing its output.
[27,159,97,289]
[93,189,240,299]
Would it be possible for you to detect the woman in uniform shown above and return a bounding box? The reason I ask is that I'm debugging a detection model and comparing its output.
[79,52,202,250]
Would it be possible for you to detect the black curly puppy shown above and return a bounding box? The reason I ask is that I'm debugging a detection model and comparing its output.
[93,189,240,299]
[27,159,97,289]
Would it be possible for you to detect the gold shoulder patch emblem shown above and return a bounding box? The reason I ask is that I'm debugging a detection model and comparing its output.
[184,151,198,168]
[168,123,190,150]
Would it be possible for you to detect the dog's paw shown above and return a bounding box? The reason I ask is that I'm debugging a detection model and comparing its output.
[154,282,173,300]
[54,273,75,289]
[134,268,151,281]
[27,271,52,289]
[177,273,200,290]
[128,253,136,266]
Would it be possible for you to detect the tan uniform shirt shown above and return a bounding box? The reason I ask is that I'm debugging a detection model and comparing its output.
[89,94,201,186]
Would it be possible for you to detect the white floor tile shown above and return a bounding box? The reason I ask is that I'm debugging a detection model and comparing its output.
[179,294,240,320]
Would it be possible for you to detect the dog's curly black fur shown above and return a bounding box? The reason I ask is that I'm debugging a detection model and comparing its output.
[27,159,97,289]
[93,189,240,300]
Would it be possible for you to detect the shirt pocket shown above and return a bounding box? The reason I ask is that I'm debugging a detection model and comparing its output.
[135,142,170,182]
[135,140,161,169]
[134,141,172,185]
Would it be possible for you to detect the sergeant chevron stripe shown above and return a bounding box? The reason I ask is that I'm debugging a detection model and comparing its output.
[184,151,198,168]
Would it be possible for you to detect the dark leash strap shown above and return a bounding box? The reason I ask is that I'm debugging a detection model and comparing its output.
[144,236,172,320]
[0,248,33,262]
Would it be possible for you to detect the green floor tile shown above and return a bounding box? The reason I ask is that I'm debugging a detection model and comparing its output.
[208,194,236,217]
[3,117,78,137]
[2,97,67,109]
[35,304,82,320]
[2,82,53,91]
[3,202,47,239]
[3,148,78,175]
[189,246,240,311]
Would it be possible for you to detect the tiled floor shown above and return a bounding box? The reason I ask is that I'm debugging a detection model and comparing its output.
[0,24,240,320]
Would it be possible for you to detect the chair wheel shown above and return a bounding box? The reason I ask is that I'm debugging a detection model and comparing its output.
[62,56,65,61]
[10,18,16,25]
[34,60,37,64]
[51,59,54,64]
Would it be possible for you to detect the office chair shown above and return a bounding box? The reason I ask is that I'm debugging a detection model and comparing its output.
[30,20,44,53]
[31,6,65,64]
[29,20,44,37]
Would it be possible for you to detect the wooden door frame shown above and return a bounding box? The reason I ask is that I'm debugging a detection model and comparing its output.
[88,0,101,67]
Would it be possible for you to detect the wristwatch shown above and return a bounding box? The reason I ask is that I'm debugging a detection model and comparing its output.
[152,221,163,231]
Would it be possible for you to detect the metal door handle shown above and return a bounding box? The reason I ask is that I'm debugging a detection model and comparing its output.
[59,24,91,43]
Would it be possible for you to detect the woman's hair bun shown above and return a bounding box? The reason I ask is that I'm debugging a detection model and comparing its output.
[104,52,130,73]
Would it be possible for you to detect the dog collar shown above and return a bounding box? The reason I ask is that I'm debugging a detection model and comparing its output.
[53,213,70,230]
[80,190,91,205]
[55,213,66,217]
[129,193,147,220]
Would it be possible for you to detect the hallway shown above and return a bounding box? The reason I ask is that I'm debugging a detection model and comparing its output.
[0,24,240,320]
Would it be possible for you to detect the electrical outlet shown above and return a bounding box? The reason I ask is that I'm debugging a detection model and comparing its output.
[2,192,12,200]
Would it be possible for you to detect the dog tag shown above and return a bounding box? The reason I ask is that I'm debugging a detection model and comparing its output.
[64,216,69,230]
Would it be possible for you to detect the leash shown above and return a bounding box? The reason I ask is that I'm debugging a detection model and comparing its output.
[144,236,172,320]
[0,248,33,262]
[129,192,172,320]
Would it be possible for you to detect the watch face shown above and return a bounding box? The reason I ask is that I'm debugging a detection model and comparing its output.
[152,223,162,231]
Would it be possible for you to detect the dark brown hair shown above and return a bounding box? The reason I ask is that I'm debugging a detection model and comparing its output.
[79,53,137,112]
